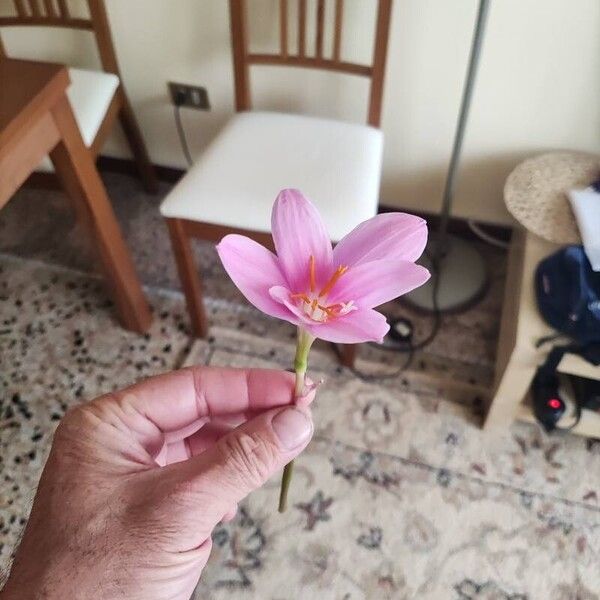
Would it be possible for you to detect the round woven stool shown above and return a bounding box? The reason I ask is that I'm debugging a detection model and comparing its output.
[505,151,600,244]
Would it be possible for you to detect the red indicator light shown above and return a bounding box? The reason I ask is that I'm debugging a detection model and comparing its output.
[547,398,561,410]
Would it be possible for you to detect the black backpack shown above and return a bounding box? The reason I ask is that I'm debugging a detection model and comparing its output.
[533,246,600,431]
[535,245,600,345]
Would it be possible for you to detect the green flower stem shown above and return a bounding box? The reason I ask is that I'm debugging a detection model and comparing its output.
[278,327,314,513]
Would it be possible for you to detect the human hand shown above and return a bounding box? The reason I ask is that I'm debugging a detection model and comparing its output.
[1,367,314,600]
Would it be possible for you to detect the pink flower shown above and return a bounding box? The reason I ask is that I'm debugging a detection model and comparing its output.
[216,189,430,344]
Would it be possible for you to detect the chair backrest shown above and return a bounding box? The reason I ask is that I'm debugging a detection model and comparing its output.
[0,0,122,76]
[230,0,392,127]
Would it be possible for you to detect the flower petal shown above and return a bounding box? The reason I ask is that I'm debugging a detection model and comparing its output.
[327,260,431,309]
[271,189,333,292]
[333,213,428,267]
[269,285,313,325]
[305,308,390,344]
[216,235,292,320]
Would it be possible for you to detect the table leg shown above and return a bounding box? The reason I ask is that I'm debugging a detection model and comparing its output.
[49,95,152,333]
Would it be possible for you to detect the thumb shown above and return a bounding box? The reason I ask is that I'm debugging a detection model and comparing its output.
[177,405,313,515]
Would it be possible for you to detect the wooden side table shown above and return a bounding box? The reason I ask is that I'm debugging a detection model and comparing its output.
[0,58,151,332]
[485,227,600,437]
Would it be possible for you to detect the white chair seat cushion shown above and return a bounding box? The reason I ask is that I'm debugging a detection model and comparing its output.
[37,68,120,172]
[160,111,384,242]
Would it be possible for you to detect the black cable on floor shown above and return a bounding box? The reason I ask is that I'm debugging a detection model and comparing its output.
[333,249,443,383]
[331,343,415,383]
[174,104,194,168]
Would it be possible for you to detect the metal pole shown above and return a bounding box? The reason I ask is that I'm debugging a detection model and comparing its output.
[436,0,491,261]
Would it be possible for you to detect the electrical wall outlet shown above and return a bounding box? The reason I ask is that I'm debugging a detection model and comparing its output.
[168,82,210,110]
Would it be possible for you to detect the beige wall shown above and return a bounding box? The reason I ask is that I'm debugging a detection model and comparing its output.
[3,0,600,225]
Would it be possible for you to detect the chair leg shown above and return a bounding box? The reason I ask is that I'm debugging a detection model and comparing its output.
[166,218,209,338]
[339,344,357,368]
[117,89,159,194]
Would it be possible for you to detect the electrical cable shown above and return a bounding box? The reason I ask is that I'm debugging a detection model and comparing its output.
[467,219,509,249]
[331,341,414,383]
[333,249,443,382]
[174,104,194,168]
[559,398,582,431]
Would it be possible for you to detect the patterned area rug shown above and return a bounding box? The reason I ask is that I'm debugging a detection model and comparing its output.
[1,256,599,600]
[0,174,599,598]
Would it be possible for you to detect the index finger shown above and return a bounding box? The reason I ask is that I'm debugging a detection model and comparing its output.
[111,366,311,433]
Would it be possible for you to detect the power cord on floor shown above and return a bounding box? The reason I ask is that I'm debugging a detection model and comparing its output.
[467,219,509,249]
[333,249,443,383]
[174,104,194,168]
[332,342,415,383]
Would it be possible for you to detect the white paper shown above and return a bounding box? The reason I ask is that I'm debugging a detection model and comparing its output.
[568,186,600,271]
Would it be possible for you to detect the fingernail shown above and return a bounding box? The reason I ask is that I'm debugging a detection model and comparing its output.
[295,378,325,406]
[271,408,313,450]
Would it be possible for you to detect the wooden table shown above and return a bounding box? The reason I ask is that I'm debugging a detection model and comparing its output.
[0,58,151,332]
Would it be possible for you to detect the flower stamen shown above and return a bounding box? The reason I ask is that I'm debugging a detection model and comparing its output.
[291,292,311,303]
[319,265,348,298]
[319,304,340,317]
[291,262,353,324]
[309,255,316,293]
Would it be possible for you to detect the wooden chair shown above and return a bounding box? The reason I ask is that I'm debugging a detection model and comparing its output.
[0,0,157,193]
[160,0,393,367]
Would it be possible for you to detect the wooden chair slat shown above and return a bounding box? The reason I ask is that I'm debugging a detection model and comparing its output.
[0,16,91,28]
[315,0,325,58]
[333,0,343,61]
[43,0,56,18]
[279,0,287,58]
[248,52,371,77]
[5,0,84,26]
[14,0,28,17]
[28,0,41,17]
[56,0,69,18]
[297,0,306,57]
